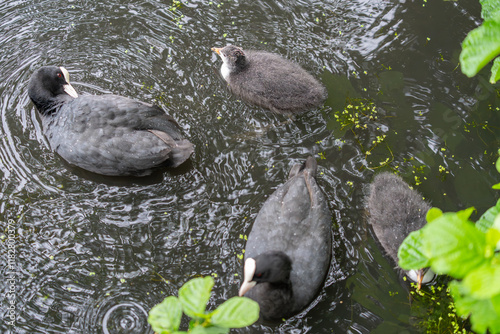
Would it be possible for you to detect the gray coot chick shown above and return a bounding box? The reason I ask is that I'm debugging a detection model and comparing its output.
[367,172,436,288]
[212,45,327,115]
[28,66,193,176]
[239,157,332,321]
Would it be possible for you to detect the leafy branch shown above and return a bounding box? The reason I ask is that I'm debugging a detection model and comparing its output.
[398,194,500,333]
[459,0,500,83]
[148,276,260,334]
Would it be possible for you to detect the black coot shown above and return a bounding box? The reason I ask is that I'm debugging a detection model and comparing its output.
[212,45,327,115]
[239,157,332,321]
[367,172,436,288]
[27,66,193,176]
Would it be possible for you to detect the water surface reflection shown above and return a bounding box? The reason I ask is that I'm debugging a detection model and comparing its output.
[0,0,495,333]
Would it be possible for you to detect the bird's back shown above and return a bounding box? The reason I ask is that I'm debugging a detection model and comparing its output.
[228,51,327,114]
[43,95,191,175]
[367,172,431,262]
[245,157,332,314]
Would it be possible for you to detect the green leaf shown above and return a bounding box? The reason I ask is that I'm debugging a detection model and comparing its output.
[492,182,500,190]
[148,296,183,333]
[462,265,500,299]
[460,19,500,77]
[493,213,500,232]
[179,277,214,319]
[421,213,488,278]
[457,207,475,221]
[480,0,500,20]
[211,297,260,328]
[189,327,229,334]
[450,281,500,334]
[486,228,500,251]
[426,207,443,223]
[494,292,500,317]
[491,57,500,83]
[477,199,500,232]
[398,230,430,270]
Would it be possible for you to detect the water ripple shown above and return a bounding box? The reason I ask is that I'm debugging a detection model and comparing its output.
[0,0,492,333]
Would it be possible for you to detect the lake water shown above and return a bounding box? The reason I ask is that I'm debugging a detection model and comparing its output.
[0,0,497,333]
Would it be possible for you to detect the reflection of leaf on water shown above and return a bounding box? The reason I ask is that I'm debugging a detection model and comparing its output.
[377,71,407,106]
[321,71,360,111]
[427,102,465,149]
[347,238,411,332]
[378,70,404,92]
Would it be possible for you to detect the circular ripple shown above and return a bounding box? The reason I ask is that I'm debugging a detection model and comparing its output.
[83,292,155,334]
[102,302,150,334]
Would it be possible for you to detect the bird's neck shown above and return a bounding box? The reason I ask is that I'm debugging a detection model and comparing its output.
[221,61,249,81]
[221,63,231,81]
[34,95,71,116]
[270,277,293,293]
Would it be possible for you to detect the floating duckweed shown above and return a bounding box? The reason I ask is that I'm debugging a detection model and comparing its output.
[411,283,469,333]
[438,165,449,174]
[415,176,421,186]
[331,97,392,169]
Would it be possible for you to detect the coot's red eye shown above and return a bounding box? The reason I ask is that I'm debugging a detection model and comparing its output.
[256,273,262,278]
[57,73,62,78]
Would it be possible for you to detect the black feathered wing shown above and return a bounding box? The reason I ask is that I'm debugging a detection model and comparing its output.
[43,95,193,175]
[244,157,332,317]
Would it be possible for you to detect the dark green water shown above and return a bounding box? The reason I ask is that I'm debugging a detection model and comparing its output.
[0,0,498,333]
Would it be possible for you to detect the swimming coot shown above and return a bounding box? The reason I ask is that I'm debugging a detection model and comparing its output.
[28,66,193,176]
[367,172,436,288]
[239,157,332,321]
[212,45,327,115]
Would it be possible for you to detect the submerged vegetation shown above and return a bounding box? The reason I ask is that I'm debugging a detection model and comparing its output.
[410,282,471,334]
